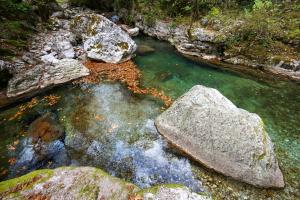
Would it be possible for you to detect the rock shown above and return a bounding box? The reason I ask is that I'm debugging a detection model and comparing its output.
[41,30,76,60]
[201,18,209,26]
[141,186,211,200]
[7,114,68,178]
[135,17,218,57]
[56,41,75,59]
[0,167,211,200]
[41,53,59,64]
[137,45,155,55]
[291,60,300,71]
[7,59,89,97]
[51,11,64,18]
[71,13,137,63]
[28,113,64,143]
[155,85,284,188]
[0,60,5,70]
[10,140,70,178]
[0,60,13,72]
[111,15,120,23]
[188,28,216,42]
[121,24,139,37]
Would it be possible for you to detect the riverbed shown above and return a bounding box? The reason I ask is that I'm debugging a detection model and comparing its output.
[0,36,299,199]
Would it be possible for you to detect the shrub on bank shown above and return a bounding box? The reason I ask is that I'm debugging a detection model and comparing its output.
[0,0,59,60]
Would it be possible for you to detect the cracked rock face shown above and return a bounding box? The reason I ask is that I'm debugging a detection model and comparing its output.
[7,59,89,97]
[155,85,284,188]
[71,13,137,63]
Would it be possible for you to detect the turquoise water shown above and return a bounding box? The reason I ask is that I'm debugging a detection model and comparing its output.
[134,37,300,197]
[0,36,299,198]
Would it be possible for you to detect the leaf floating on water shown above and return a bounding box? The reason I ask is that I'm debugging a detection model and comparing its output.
[8,95,60,121]
[95,115,104,121]
[75,60,173,107]
[0,169,8,176]
[7,140,20,152]
[7,145,16,151]
[128,195,143,200]
[108,123,118,133]
[43,95,60,106]
[8,158,17,165]
[13,140,19,146]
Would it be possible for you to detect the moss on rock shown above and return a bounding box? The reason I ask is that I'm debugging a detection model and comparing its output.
[0,169,53,195]
[0,167,210,200]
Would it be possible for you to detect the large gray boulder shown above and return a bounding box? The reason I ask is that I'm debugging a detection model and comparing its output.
[7,59,89,97]
[0,167,210,200]
[155,85,284,188]
[71,13,137,63]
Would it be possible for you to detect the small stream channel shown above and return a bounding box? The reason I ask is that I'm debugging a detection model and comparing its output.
[0,36,299,199]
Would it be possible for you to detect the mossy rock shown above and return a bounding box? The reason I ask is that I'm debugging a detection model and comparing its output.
[0,167,211,200]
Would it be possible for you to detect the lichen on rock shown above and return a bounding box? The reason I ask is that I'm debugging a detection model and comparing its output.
[70,13,137,63]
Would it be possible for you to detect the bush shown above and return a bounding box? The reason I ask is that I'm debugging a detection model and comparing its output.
[208,7,221,17]
[225,0,282,48]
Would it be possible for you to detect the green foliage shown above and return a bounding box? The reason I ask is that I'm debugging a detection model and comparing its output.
[230,2,281,46]
[0,0,57,60]
[0,0,31,20]
[288,28,300,39]
[208,7,220,17]
[252,0,272,11]
[144,11,157,26]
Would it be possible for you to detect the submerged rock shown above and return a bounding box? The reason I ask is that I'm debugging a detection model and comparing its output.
[28,113,64,143]
[137,45,155,56]
[62,83,202,191]
[71,13,137,63]
[155,85,284,188]
[0,167,210,200]
[7,59,89,97]
[9,137,70,179]
[7,113,69,178]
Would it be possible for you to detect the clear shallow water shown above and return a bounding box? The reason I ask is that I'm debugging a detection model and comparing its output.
[0,36,299,198]
[0,83,203,192]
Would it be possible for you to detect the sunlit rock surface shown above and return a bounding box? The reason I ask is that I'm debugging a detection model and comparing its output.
[71,13,137,63]
[156,85,284,188]
[7,59,89,97]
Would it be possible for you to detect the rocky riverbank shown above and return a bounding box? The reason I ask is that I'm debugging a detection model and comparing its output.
[132,14,300,82]
[0,6,137,108]
[0,2,298,200]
